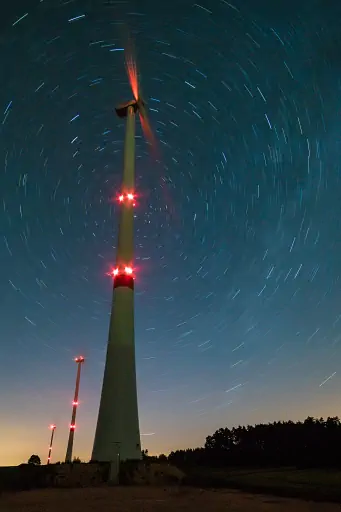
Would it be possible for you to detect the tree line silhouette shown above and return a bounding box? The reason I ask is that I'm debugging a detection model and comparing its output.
[148,416,341,469]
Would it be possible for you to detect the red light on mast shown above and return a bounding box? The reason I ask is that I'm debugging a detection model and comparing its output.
[118,194,124,202]
[72,401,79,406]
[70,424,76,430]
[124,266,133,275]
[49,424,56,430]
[127,193,134,201]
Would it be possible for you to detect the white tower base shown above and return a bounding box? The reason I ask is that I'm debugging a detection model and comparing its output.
[92,286,141,462]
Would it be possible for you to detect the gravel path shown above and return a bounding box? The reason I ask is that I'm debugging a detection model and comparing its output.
[1,486,340,512]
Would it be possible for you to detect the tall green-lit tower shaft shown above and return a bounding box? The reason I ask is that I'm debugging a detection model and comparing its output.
[92,100,142,462]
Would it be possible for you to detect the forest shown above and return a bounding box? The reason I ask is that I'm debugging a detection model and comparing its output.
[148,416,341,469]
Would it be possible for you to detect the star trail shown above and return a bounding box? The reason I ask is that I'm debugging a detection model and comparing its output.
[1,0,341,465]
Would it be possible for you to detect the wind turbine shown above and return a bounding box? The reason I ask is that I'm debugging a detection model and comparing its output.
[65,356,85,463]
[92,48,155,463]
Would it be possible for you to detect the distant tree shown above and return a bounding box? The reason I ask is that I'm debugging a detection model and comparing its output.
[73,457,81,463]
[142,449,149,460]
[28,454,41,465]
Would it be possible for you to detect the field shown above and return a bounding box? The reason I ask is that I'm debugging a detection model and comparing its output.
[185,467,341,502]
[2,467,341,511]
[1,486,340,512]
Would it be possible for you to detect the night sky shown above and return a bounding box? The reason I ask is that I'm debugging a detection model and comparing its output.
[1,0,341,466]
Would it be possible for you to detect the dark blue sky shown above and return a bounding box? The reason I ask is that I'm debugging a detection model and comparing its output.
[1,0,341,465]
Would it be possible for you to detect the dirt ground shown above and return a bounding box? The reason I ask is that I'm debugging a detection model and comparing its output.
[1,487,340,512]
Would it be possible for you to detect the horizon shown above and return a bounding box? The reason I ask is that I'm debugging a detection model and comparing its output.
[1,0,341,467]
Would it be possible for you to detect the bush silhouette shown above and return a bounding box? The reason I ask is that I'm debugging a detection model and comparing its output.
[28,455,41,465]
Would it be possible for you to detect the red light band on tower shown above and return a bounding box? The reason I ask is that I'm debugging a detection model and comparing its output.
[112,266,135,290]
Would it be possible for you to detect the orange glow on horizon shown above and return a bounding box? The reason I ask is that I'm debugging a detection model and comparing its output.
[3,393,341,467]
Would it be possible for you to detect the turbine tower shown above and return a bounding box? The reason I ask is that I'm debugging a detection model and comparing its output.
[47,424,56,464]
[92,50,154,463]
[65,355,85,463]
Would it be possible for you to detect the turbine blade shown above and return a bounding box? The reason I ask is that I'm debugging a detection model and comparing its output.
[125,50,139,101]
[139,111,160,161]
[139,111,154,145]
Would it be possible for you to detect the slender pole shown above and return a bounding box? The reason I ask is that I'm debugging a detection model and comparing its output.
[47,425,56,464]
[65,356,84,463]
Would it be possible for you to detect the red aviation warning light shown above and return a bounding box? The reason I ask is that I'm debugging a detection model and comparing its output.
[108,266,134,278]
[72,401,79,406]
[106,268,119,278]
[70,424,76,430]
[117,192,136,205]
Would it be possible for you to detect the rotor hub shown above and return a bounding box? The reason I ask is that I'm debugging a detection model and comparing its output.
[115,98,145,118]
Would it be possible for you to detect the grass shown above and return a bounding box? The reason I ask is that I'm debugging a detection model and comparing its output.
[2,463,341,505]
[184,467,341,502]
